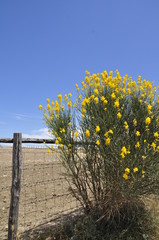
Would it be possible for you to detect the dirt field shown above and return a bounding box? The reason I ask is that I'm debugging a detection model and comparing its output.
[0,147,80,240]
[0,147,159,240]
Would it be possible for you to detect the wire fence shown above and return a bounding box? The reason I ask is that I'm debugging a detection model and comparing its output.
[0,146,82,240]
[0,147,12,240]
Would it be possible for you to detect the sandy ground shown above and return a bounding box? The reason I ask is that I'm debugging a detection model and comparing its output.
[0,147,159,240]
[0,147,80,240]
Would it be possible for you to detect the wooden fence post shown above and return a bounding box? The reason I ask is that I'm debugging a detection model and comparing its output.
[8,133,22,240]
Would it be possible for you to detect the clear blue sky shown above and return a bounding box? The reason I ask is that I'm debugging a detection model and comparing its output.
[0,0,159,138]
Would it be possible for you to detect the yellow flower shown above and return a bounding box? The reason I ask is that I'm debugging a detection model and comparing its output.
[68,99,72,107]
[124,121,128,130]
[96,140,100,146]
[147,104,152,112]
[145,117,151,125]
[123,88,126,93]
[55,139,59,145]
[90,94,95,100]
[123,173,128,180]
[55,100,59,112]
[126,88,131,95]
[39,104,43,110]
[47,104,51,110]
[104,70,108,77]
[85,70,90,75]
[101,96,105,101]
[96,126,100,133]
[120,152,125,158]
[94,97,99,104]
[105,137,111,146]
[125,125,128,130]
[85,129,90,137]
[57,94,62,103]
[121,146,127,155]
[151,142,156,150]
[60,144,63,149]
[109,70,113,76]
[75,83,79,90]
[85,98,90,105]
[125,168,130,174]
[108,129,113,135]
[135,141,140,148]
[154,132,159,138]
[111,92,116,100]
[44,113,48,119]
[74,131,78,138]
[133,167,138,173]
[94,89,99,95]
[136,131,141,137]
[68,143,72,148]
[47,98,50,103]
[117,112,121,119]
[133,118,137,127]
[60,128,65,133]
[78,94,81,100]
[48,148,51,153]
[103,99,108,105]
[114,100,119,108]
[104,132,108,138]
[54,131,58,137]
[68,93,72,97]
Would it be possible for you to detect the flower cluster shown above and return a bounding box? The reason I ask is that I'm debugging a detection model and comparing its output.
[40,69,159,199]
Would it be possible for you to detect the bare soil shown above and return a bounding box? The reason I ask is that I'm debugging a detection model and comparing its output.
[0,147,80,240]
[0,147,159,240]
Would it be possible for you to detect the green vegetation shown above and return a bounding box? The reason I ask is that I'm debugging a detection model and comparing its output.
[39,70,159,239]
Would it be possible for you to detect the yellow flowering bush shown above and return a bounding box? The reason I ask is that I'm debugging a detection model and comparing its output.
[40,70,159,227]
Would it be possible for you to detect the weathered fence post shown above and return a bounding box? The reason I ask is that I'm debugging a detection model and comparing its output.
[8,133,22,240]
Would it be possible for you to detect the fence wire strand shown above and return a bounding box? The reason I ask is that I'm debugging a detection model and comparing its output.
[19,148,81,233]
[0,147,12,240]
[0,146,82,240]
